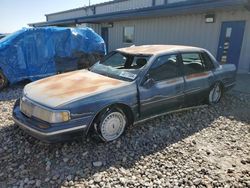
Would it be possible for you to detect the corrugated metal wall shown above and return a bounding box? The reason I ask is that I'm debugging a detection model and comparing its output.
[47,8,91,22]
[96,0,152,14]
[47,0,154,22]
[87,23,101,34]
[105,8,250,73]
[47,0,190,22]
[168,0,187,3]
[155,0,165,6]
[45,0,249,72]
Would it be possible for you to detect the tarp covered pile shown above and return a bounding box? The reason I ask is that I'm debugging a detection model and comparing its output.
[0,27,106,84]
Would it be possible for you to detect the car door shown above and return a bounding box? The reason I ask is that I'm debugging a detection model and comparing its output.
[139,54,185,119]
[181,51,215,106]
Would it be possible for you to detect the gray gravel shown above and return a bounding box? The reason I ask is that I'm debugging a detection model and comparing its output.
[0,85,249,188]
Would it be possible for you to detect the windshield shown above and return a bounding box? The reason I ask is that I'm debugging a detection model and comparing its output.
[90,51,151,81]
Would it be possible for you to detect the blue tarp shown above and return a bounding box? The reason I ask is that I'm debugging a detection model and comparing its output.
[0,27,106,84]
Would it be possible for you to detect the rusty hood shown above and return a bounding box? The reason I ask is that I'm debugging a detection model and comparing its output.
[23,70,126,108]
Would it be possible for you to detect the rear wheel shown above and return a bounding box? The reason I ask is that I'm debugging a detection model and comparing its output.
[93,107,127,142]
[0,70,8,90]
[208,83,223,105]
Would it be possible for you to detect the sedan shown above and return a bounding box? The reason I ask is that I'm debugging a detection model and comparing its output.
[12,45,236,143]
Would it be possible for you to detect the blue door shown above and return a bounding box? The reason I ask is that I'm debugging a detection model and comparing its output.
[217,21,245,68]
[101,28,109,53]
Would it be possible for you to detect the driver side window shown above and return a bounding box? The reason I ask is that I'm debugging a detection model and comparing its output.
[148,54,179,82]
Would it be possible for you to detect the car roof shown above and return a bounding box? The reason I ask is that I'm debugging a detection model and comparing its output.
[116,45,203,56]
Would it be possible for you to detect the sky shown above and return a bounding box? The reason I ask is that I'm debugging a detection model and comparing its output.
[0,0,110,33]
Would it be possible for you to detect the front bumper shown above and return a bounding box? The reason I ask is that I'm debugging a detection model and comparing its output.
[12,100,92,143]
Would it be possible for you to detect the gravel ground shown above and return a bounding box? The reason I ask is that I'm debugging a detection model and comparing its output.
[0,85,250,188]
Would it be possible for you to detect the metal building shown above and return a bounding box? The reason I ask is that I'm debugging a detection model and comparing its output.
[29,0,250,73]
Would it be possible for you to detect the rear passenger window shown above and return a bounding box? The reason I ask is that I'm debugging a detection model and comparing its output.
[149,54,179,81]
[181,53,204,75]
[201,52,215,70]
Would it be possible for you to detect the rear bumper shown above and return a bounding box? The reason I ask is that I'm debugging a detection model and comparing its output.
[12,100,91,143]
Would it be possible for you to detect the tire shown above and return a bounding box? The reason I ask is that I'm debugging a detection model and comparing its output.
[93,107,127,142]
[207,83,223,105]
[0,70,8,90]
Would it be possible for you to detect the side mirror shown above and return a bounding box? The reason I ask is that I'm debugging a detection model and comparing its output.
[143,74,155,88]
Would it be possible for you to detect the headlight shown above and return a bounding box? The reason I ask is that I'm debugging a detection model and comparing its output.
[49,111,70,123]
[35,108,70,123]
[20,97,70,123]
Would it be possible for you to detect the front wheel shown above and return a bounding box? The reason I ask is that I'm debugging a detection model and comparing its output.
[208,83,223,105]
[94,108,127,142]
[0,70,8,90]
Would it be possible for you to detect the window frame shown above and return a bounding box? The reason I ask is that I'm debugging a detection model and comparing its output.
[123,26,135,44]
[147,53,182,82]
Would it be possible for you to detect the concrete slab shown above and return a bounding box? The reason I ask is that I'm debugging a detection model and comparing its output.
[232,74,250,94]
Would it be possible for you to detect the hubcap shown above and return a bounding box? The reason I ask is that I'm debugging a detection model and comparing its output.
[101,112,126,141]
[209,84,221,103]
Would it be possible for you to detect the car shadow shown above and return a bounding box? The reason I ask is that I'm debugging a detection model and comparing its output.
[0,93,249,187]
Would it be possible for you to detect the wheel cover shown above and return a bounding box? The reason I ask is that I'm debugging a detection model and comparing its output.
[209,84,221,103]
[101,112,126,141]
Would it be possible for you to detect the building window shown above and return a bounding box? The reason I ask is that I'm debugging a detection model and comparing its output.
[123,26,134,43]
